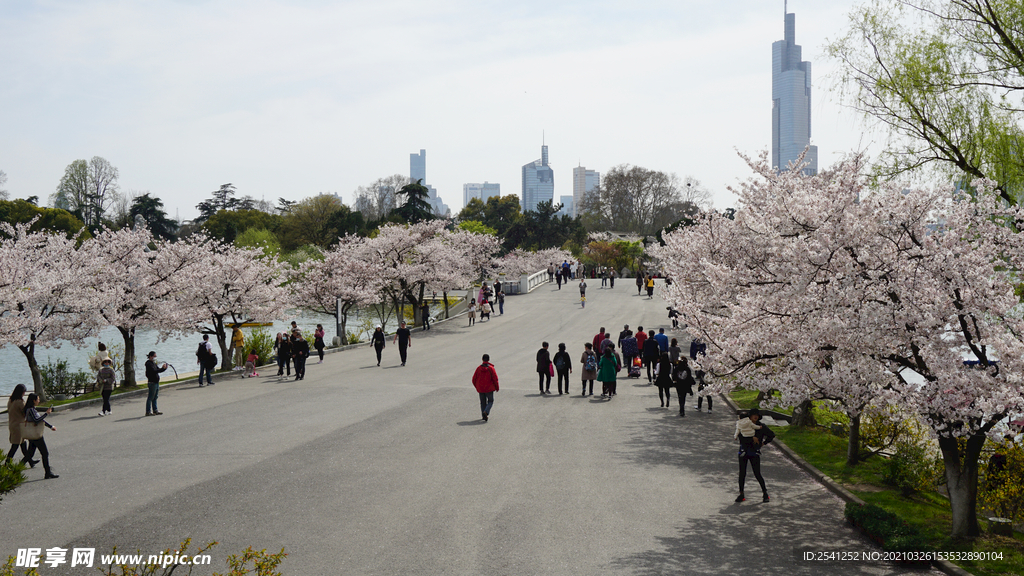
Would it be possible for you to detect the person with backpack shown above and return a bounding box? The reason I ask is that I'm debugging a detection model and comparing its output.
[96,358,117,416]
[552,343,572,395]
[472,354,500,421]
[196,334,215,386]
[579,343,598,396]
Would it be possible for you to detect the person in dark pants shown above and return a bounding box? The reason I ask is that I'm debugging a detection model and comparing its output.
[144,351,167,416]
[695,370,712,413]
[275,332,292,376]
[673,358,695,417]
[496,290,504,315]
[536,342,552,394]
[6,384,34,465]
[291,331,310,380]
[636,271,644,295]
[372,326,386,366]
[97,358,116,416]
[393,321,412,366]
[552,343,572,395]
[642,330,660,383]
[314,324,326,363]
[421,302,431,330]
[472,354,499,421]
[735,409,775,502]
[609,269,616,288]
[196,334,214,386]
[22,393,58,479]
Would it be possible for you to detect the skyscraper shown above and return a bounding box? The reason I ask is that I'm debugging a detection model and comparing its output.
[463,182,501,208]
[772,9,818,175]
[408,149,450,217]
[572,166,600,218]
[522,143,554,213]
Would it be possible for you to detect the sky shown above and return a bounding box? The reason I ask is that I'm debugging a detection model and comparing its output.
[0,0,883,221]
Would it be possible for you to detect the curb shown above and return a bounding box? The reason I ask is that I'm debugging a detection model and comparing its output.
[721,394,973,576]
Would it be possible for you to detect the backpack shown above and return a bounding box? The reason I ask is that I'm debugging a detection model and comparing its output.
[196,342,209,359]
[555,355,566,370]
[584,352,598,372]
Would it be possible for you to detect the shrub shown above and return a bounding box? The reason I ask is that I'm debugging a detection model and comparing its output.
[845,503,929,558]
[979,438,1024,524]
[246,327,275,366]
[0,460,26,506]
[883,439,939,496]
[40,358,93,397]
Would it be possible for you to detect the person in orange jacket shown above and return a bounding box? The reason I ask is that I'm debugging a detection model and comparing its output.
[472,354,500,421]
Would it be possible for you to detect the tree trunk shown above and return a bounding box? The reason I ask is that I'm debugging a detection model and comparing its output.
[846,414,861,466]
[117,326,137,388]
[443,290,450,319]
[414,285,426,327]
[939,433,984,539]
[18,341,45,401]
[791,399,817,428]
[213,314,230,371]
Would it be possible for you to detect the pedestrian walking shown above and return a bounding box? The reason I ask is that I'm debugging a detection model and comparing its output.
[593,328,606,351]
[22,393,58,479]
[635,325,647,352]
[144,351,168,416]
[609,269,616,288]
[735,409,775,502]
[556,271,563,289]
[621,331,638,371]
[231,325,245,370]
[646,275,655,298]
[314,324,326,363]
[472,354,499,421]
[536,342,552,394]
[468,298,477,326]
[654,352,674,408]
[275,332,292,376]
[580,343,598,396]
[695,370,712,413]
[291,331,309,380]
[6,384,34,466]
[547,263,555,282]
[598,348,617,398]
[654,328,669,352]
[553,343,572,395]
[673,358,695,417]
[617,325,632,348]
[642,330,660,383]
[635,271,644,295]
[668,307,681,329]
[668,338,682,364]
[579,279,587,307]
[372,326,386,366]
[393,321,412,366]
[196,334,215,386]
[96,358,116,416]
[600,268,607,287]
[496,290,504,315]
[421,301,431,329]
[481,300,492,321]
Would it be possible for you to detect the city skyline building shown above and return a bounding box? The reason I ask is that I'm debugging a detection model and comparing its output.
[557,195,573,217]
[571,166,600,218]
[463,182,501,208]
[409,148,450,217]
[772,8,818,175]
[521,142,554,213]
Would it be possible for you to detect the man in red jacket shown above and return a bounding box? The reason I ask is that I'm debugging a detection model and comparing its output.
[472,354,500,421]
[592,327,606,351]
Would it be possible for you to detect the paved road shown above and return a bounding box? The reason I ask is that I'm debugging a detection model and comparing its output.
[2,280,937,575]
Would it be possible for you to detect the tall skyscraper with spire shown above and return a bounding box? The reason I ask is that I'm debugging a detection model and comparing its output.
[521,140,554,213]
[772,6,818,175]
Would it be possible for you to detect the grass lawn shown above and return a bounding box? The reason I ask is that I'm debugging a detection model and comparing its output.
[737,391,1024,576]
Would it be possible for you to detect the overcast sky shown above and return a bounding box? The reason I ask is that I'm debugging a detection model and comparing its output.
[0,0,882,221]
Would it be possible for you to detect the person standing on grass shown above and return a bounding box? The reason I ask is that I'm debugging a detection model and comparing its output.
[553,343,572,395]
[372,326,386,366]
[735,408,775,503]
[536,342,552,394]
[472,354,499,421]
[144,351,168,417]
[393,321,412,366]
[314,324,326,363]
[96,358,117,416]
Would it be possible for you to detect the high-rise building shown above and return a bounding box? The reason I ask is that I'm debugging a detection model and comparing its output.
[408,148,449,217]
[772,9,818,175]
[572,166,600,218]
[463,182,501,208]
[558,195,574,217]
[522,143,554,213]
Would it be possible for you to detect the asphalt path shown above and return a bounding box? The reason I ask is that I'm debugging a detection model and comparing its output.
[2,279,939,575]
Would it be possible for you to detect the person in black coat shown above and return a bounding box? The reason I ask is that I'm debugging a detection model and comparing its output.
[735,408,776,503]
[275,333,292,376]
[371,326,386,366]
[642,330,660,383]
[672,358,695,417]
[291,331,310,380]
[536,342,552,394]
[552,343,573,395]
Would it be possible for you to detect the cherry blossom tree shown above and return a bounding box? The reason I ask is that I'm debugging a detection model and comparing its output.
[186,241,291,370]
[0,222,93,399]
[290,234,382,343]
[654,152,1024,539]
[428,228,501,319]
[83,228,214,386]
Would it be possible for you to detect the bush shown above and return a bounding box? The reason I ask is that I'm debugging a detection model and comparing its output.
[40,358,93,397]
[0,460,26,506]
[883,440,938,496]
[246,327,275,366]
[979,438,1024,524]
[845,503,929,559]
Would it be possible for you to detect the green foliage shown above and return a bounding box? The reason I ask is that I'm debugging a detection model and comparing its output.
[0,459,27,506]
[280,244,322,268]
[203,209,282,244]
[86,539,286,576]
[979,438,1024,524]
[40,358,93,397]
[278,195,360,250]
[457,220,497,236]
[245,328,275,365]
[235,228,281,259]
[0,199,90,240]
[391,179,434,224]
[129,193,178,240]
[845,503,930,558]
[457,195,522,238]
[508,200,586,252]
[884,439,940,497]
